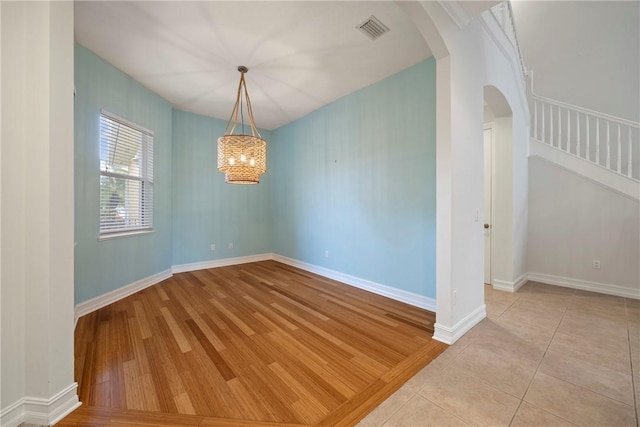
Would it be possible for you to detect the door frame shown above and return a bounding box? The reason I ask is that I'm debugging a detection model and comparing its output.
[483,124,496,287]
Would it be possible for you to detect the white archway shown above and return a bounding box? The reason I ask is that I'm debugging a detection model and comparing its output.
[397,1,530,343]
[483,85,516,293]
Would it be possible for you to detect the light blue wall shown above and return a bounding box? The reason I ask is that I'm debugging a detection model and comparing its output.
[74,43,173,304]
[171,110,273,265]
[75,41,436,304]
[270,58,437,297]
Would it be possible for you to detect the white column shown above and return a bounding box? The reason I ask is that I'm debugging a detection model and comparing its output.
[1,2,78,426]
[435,56,454,338]
[1,2,28,419]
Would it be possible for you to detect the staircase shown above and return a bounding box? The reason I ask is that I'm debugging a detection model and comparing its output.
[528,73,640,200]
[491,0,640,201]
[491,0,639,299]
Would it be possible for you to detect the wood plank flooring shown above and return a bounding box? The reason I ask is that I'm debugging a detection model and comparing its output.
[60,260,446,426]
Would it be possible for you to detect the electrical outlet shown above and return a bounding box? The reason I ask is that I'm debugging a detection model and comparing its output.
[592,260,601,269]
[229,242,234,250]
[453,290,457,305]
[325,250,329,258]
[210,243,216,251]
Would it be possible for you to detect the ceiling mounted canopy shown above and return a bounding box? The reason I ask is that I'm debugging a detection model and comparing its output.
[217,66,267,184]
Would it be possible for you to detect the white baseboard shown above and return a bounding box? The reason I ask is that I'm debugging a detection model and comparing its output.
[0,399,24,427]
[272,254,437,311]
[171,253,272,274]
[528,272,640,299]
[0,383,81,427]
[433,304,486,345]
[74,253,435,329]
[74,269,173,323]
[74,254,274,322]
[492,273,528,293]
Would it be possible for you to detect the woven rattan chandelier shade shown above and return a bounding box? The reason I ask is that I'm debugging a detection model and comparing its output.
[217,66,267,184]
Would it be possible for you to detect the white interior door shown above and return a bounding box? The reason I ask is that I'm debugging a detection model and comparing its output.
[483,128,493,285]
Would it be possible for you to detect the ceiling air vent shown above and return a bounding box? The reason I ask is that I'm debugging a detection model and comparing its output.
[357,15,390,41]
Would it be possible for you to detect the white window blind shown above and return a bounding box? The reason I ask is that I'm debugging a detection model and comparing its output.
[99,111,154,235]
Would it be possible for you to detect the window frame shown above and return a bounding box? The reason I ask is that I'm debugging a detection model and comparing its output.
[98,110,154,239]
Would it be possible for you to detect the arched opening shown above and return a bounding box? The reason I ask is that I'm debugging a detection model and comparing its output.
[394,2,530,343]
[483,85,514,299]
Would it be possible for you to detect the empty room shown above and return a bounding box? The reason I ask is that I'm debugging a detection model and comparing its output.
[1,1,638,426]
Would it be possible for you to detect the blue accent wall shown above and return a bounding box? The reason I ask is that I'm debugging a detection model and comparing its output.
[270,59,437,297]
[171,110,273,265]
[75,41,436,304]
[74,43,173,304]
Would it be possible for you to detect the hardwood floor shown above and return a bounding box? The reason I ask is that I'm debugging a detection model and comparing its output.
[60,260,446,426]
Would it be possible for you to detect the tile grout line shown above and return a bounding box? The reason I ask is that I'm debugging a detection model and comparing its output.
[494,289,521,319]
[361,341,458,426]
[369,284,634,427]
[534,297,637,408]
[507,286,575,426]
[513,290,637,424]
[373,390,415,427]
[407,320,492,426]
[414,348,477,426]
[534,296,637,412]
[419,393,476,426]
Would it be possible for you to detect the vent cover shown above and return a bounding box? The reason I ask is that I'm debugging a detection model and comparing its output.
[357,15,390,41]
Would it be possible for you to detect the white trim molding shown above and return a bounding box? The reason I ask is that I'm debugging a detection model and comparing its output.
[171,253,273,274]
[492,273,528,293]
[272,254,437,312]
[478,11,529,123]
[528,272,640,300]
[438,0,471,28]
[0,399,24,427]
[0,383,81,427]
[74,254,274,322]
[433,304,486,345]
[74,268,172,323]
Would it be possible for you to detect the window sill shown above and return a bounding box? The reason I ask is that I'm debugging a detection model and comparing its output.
[98,229,154,241]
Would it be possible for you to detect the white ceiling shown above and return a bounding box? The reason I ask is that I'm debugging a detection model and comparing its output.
[75,1,432,130]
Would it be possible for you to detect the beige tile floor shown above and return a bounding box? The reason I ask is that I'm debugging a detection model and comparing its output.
[358,281,640,426]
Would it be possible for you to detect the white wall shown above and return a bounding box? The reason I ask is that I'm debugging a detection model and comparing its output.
[512,1,638,296]
[480,19,530,289]
[446,14,529,336]
[528,157,640,297]
[399,2,530,343]
[0,2,78,426]
[512,1,640,122]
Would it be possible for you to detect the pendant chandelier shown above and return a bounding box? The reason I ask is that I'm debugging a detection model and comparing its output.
[217,66,267,184]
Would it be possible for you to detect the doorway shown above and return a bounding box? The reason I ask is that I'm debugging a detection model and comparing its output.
[483,126,494,286]
[483,85,514,292]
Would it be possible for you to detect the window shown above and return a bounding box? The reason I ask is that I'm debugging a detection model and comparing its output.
[99,111,154,236]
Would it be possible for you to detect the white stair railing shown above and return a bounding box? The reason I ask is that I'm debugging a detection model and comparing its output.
[530,79,640,182]
[491,0,639,183]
